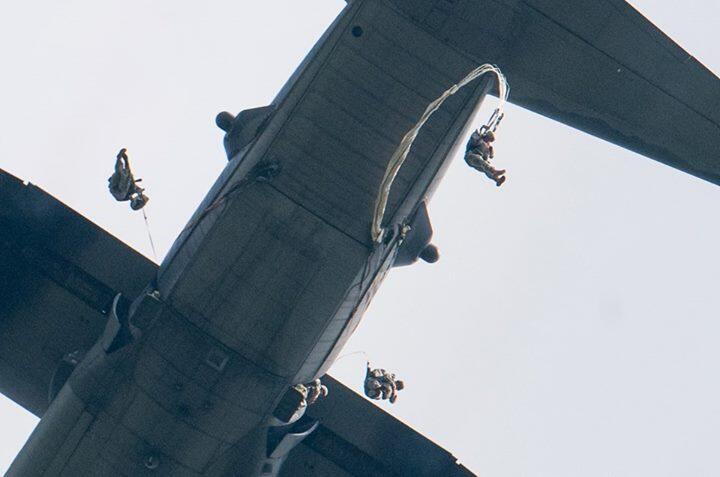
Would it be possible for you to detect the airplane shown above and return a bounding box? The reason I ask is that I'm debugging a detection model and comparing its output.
[1,0,718,475]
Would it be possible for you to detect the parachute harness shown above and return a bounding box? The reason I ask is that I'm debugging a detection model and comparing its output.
[370,64,509,244]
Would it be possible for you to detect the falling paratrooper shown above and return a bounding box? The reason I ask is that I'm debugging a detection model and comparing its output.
[364,363,405,404]
[108,148,149,211]
[371,64,510,243]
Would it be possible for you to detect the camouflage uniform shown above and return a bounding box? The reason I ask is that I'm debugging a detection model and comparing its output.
[464,130,506,187]
[364,366,384,400]
[305,379,328,406]
[108,149,135,202]
[364,365,404,404]
[108,149,149,210]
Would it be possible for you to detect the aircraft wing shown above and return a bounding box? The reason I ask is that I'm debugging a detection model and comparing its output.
[392,0,720,184]
[0,168,472,476]
[507,0,720,183]
[0,169,157,417]
[500,0,720,183]
[282,376,475,477]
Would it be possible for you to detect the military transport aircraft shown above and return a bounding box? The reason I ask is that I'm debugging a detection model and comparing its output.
[1,0,719,475]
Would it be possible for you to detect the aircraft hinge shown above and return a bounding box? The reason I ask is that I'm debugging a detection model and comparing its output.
[101,294,135,353]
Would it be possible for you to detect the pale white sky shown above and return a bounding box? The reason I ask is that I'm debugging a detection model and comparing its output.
[1,1,719,475]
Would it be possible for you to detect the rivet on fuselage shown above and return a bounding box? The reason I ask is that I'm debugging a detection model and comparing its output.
[144,455,160,470]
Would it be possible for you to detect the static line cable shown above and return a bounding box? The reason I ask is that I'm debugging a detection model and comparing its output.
[334,350,370,363]
[141,208,159,262]
[179,162,281,237]
[370,64,509,243]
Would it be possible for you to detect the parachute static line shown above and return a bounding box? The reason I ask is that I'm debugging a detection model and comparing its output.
[141,208,159,262]
[334,350,369,363]
[371,64,509,243]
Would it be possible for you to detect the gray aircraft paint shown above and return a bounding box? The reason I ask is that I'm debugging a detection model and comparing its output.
[0,0,716,475]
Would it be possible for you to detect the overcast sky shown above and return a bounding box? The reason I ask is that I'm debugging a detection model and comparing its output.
[1,1,719,475]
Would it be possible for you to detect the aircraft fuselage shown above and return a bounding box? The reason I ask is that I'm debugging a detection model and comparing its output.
[9,1,491,475]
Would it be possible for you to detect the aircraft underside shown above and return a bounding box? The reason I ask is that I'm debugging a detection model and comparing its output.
[1,0,718,475]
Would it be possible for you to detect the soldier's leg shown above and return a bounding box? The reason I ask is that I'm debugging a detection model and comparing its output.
[388,383,398,403]
[380,383,392,400]
[464,153,486,172]
[466,153,503,180]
